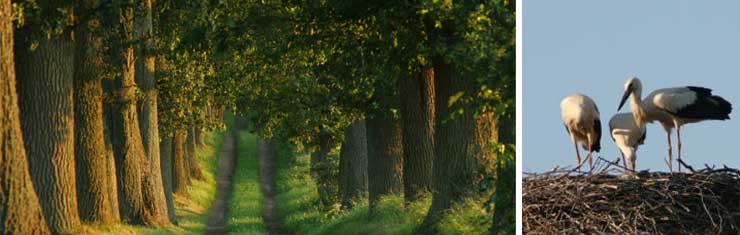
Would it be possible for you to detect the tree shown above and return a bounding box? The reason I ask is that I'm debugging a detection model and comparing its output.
[366,111,403,213]
[74,0,120,224]
[310,132,337,207]
[14,0,81,232]
[171,131,189,194]
[338,120,368,210]
[187,127,205,180]
[417,1,515,233]
[135,0,169,224]
[398,67,435,203]
[0,0,50,232]
[159,134,177,222]
[108,0,154,224]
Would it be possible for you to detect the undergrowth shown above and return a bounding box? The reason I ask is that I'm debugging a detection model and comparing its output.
[274,140,493,235]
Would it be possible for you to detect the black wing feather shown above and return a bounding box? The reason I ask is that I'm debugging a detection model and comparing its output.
[591,118,601,152]
[637,129,646,146]
[671,87,732,120]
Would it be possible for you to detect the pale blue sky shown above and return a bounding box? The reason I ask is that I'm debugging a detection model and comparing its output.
[523,1,740,173]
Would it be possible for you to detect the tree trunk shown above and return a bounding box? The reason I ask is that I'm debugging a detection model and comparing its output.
[74,0,119,224]
[418,61,498,234]
[491,109,514,235]
[187,127,205,180]
[135,0,168,225]
[14,7,81,233]
[103,89,121,222]
[0,1,50,233]
[159,135,177,223]
[195,126,205,147]
[109,2,154,224]
[310,133,335,207]
[366,115,403,213]
[338,120,368,210]
[397,67,435,203]
[172,132,189,194]
[490,154,514,235]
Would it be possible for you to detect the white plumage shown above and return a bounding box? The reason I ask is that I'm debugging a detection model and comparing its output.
[609,113,646,173]
[561,93,601,171]
[618,76,732,172]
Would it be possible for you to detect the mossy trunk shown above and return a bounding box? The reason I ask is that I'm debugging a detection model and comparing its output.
[159,135,177,222]
[366,115,403,213]
[310,133,335,207]
[0,1,50,233]
[109,2,154,224]
[398,67,435,203]
[14,6,81,233]
[74,0,119,224]
[172,132,189,194]
[187,127,204,180]
[338,120,368,210]
[135,0,168,225]
[418,61,498,234]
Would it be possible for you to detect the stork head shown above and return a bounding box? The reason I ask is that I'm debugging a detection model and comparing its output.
[618,76,642,111]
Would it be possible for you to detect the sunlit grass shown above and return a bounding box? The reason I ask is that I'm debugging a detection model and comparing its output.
[273,140,495,235]
[83,128,226,235]
[225,130,266,235]
[273,142,427,235]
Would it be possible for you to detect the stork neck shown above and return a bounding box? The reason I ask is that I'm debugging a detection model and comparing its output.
[629,90,647,127]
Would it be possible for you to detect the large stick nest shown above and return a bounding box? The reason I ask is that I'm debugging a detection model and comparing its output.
[524,158,740,235]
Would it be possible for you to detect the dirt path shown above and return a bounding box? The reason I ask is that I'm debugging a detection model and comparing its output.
[259,139,294,235]
[204,132,236,235]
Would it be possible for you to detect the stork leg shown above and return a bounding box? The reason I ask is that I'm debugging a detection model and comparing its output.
[630,149,637,173]
[620,152,628,174]
[571,134,582,172]
[665,130,673,173]
[676,125,683,173]
[587,134,594,172]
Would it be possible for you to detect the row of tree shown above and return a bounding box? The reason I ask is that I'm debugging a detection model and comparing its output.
[1,0,225,234]
[1,0,515,234]
[214,0,516,234]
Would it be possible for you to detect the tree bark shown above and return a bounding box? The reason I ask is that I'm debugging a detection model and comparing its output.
[418,62,498,234]
[0,1,50,233]
[397,67,435,203]
[109,2,154,224]
[187,127,205,180]
[172,131,189,194]
[366,115,403,213]
[135,0,169,225]
[14,5,81,233]
[310,133,335,207]
[74,0,119,224]
[159,135,177,222]
[102,88,121,222]
[338,120,368,210]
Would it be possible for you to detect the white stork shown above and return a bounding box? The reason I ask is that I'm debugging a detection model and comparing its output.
[617,76,732,172]
[561,93,602,171]
[609,113,646,173]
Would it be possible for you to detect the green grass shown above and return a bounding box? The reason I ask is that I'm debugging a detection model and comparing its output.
[273,142,428,235]
[225,130,266,234]
[84,129,226,235]
[273,141,494,235]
